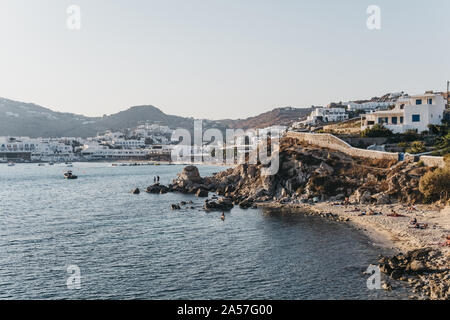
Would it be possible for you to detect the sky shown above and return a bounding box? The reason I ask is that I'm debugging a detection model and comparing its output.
[0,0,449,119]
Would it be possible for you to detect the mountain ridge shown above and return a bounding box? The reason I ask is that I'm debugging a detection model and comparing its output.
[0,97,311,138]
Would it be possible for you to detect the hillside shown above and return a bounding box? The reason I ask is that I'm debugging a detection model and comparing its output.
[0,98,309,138]
[218,107,312,130]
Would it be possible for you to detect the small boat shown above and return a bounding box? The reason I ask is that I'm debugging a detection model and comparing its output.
[38,163,45,166]
[8,161,15,167]
[49,162,54,166]
[64,170,78,179]
[66,163,73,167]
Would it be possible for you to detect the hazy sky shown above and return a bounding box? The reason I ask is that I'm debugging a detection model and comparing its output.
[0,0,449,119]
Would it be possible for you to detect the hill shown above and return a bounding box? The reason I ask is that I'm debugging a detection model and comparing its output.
[0,98,310,137]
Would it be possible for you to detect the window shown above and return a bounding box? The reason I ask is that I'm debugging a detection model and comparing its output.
[400,104,404,109]
[367,121,375,125]
[378,118,383,124]
[391,117,397,124]
[427,98,433,105]
[400,117,404,124]
[412,114,420,122]
[416,99,422,105]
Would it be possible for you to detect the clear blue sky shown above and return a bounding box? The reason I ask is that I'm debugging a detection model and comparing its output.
[0,0,449,119]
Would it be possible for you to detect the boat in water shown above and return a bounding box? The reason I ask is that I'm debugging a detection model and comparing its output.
[7,162,15,167]
[64,170,78,180]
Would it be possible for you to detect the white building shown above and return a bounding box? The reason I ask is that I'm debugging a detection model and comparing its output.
[361,93,446,133]
[111,138,146,149]
[347,101,393,112]
[81,142,149,159]
[305,107,348,124]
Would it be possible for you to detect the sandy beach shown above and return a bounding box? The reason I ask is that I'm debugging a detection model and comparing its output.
[257,201,450,299]
[258,201,450,257]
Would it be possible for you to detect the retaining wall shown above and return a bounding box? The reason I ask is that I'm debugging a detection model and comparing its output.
[419,156,445,168]
[285,132,399,161]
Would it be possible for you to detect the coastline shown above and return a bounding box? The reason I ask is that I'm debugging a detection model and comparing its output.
[256,200,450,299]
[257,201,449,254]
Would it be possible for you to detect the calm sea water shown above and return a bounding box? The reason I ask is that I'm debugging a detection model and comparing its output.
[0,163,409,299]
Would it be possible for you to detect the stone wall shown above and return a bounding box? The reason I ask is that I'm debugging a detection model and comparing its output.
[285,132,399,161]
[419,156,445,168]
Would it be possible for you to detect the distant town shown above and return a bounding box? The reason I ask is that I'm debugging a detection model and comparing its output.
[1,89,449,163]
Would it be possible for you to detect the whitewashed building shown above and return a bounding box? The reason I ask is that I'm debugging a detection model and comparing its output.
[305,107,348,124]
[347,101,393,112]
[361,93,446,133]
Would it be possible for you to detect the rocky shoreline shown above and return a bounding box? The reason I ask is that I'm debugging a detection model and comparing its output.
[137,137,449,300]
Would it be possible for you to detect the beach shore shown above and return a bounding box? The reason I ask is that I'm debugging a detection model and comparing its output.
[257,201,450,299]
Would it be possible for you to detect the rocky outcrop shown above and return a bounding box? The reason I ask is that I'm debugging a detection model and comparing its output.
[379,248,450,300]
[195,189,209,197]
[131,188,140,194]
[158,137,432,208]
[146,183,169,194]
[204,198,234,211]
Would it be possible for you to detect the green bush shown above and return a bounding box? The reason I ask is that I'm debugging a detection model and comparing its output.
[406,141,426,154]
[419,156,450,202]
[402,129,420,142]
[361,124,393,137]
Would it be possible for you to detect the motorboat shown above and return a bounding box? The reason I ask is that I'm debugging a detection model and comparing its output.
[64,170,78,179]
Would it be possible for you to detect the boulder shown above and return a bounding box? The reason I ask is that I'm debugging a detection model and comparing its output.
[371,192,390,205]
[146,184,169,194]
[196,189,209,197]
[177,166,203,184]
[171,204,181,210]
[407,260,426,273]
[204,198,234,211]
[131,188,140,195]
[349,189,372,204]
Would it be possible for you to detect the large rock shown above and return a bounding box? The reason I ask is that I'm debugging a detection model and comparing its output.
[195,189,209,197]
[204,198,234,211]
[349,189,372,204]
[146,184,169,194]
[177,166,203,184]
[371,192,390,205]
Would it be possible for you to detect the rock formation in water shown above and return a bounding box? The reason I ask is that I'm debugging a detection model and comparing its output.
[158,137,432,208]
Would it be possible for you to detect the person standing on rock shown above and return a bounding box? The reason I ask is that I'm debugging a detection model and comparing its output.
[157,176,160,183]
[153,176,156,184]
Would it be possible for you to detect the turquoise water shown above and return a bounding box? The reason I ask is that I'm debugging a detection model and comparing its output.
[0,163,409,299]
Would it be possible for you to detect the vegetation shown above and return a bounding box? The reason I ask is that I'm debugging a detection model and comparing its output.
[419,156,450,202]
[433,133,450,156]
[406,141,426,154]
[402,129,421,142]
[429,120,450,156]
[361,124,393,137]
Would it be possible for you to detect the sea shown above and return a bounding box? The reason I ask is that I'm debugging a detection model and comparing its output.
[0,163,410,299]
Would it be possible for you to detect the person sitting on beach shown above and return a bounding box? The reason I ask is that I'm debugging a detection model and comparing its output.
[387,210,405,217]
[410,218,417,225]
[358,211,366,216]
[413,223,428,229]
[344,197,350,206]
